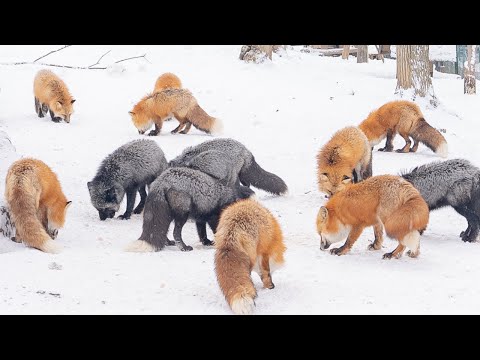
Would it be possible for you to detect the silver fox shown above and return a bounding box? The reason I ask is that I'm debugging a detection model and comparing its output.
[88,139,168,220]
[169,138,288,195]
[401,158,480,242]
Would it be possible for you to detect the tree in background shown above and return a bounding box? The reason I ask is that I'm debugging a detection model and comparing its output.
[342,45,350,60]
[357,45,368,63]
[395,45,437,106]
[239,45,285,63]
[464,45,477,94]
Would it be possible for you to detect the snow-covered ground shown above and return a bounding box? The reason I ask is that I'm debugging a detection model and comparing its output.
[0,45,479,314]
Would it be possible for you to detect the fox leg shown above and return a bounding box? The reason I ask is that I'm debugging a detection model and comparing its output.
[173,215,193,251]
[118,186,137,220]
[378,130,394,152]
[148,122,162,136]
[49,109,62,123]
[179,122,192,134]
[410,137,420,152]
[396,133,412,153]
[35,97,44,118]
[133,186,147,214]
[195,221,214,245]
[166,189,193,251]
[382,243,406,259]
[171,122,186,134]
[368,222,384,250]
[260,256,275,289]
[330,225,365,256]
[454,206,480,242]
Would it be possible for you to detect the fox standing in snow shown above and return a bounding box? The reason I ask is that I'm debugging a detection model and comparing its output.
[129,89,223,136]
[125,167,253,253]
[4,158,71,253]
[215,198,286,315]
[88,139,168,221]
[33,69,76,123]
[358,100,448,157]
[402,159,480,243]
[317,126,372,198]
[169,138,288,196]
[316,175,429,259]
[153,72,182,92]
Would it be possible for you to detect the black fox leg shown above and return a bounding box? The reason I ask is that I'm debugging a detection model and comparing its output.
[362,152,373,179]
[42,103,48,115]
[352,169,359,183]
[138,198,172,250]
[396,133,411,153]
[379,130,394,152]
[35,97,44,117]
[196,221,214,246]
[134,186,147,214]
[49,109,61,123]
[173,216,193,251]
[171,122,186,134]
[179,122,192,134]
[207,214,220,234]
[118,187,137,220]
[148,123,161,136]
[454,206,479,242]
[410,137,420,152]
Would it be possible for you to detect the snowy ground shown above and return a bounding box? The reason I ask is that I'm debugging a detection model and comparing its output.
[0,45,479,314]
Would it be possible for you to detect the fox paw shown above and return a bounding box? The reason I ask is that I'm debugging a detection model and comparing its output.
[147,130,159,136]
[368,243,381,251]
[118,214,131,220]
[181,245,193,252]
[395,149,409,153]
[382,252,394,259]
[202,239,215,246]
[378,147,393,152]
[406,250,419,258]
[133,207,144,214]
[330,247,345,256]
[179,130,189,134]
[166,239,176,246]
[51,117,62,123]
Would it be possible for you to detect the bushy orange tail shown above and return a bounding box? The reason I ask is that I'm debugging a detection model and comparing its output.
[411,118,448,158]
[8,191,60,253]
[215,239,256,315]
[384,196,429,240]
[186,104,223,134]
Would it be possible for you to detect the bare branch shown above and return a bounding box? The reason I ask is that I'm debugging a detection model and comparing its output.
[33,45,72,63]
[114,54,147,64]
[88,50,111,68]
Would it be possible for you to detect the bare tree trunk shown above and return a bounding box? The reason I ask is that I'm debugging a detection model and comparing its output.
[357,45,368,63]
[395,45,437,106]
[464,45,477,94]
[342,45,350,60]
[239,45,275,63]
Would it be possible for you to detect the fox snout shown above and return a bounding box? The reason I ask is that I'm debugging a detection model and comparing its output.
[99,209,116,221]
[138,129,145,135]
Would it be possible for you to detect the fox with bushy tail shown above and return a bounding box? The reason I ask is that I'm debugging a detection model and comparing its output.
[215,198,286,315]
[169,138,288,196]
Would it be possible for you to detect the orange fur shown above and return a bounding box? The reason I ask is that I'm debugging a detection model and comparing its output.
[358,100,447,157]
[4,158,71,253]
[129,89,222,136]
[215,199,286,315]
[317,126,372,197]
[33,69,75,123]
[153,72,182,92]
[316,175,429,259]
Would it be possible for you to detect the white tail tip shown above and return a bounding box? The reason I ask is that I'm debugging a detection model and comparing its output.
[39,239,62,254]
[125,240,155,253]
[231,296,255,315]
[436,142,448,158]
[211,118,224,135]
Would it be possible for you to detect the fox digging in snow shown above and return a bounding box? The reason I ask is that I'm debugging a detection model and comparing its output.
[169,138,288,196]
[317,126,372,198]
[5,158,71,253]
[88,139,168,220]
[33,69,75,123]
[129,88,223,136]
[358,100,448,157]
[215,198,286,315]
[402,159,480,243]
[316,175,429,259]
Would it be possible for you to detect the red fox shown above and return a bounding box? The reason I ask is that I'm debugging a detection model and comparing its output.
[316,175,429,259]
[33,69,75,123]
[153,72,182,92]
[129,89,223,136]
[4,158,71,253]
[358,100,447,157]
[317,126,372,198]
[215,199,286,315]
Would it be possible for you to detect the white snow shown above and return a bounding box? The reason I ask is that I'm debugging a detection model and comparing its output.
[0,45,479,314]
[391,45,457,61]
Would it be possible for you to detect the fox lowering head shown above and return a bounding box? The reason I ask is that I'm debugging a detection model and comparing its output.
[87,181,125,220]
[50,99,75,123]
[48,200,73,239]
[129,98,153,135]
[316,206,351,250]
[317,171,353,198]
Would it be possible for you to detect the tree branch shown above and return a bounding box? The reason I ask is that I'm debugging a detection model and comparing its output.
[115,54,147,64]
[88,50,111,68]
[33,45,72,63]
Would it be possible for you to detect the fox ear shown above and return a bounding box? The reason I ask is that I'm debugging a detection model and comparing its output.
[319,173,328,182]
[71,99,76,104]
[129,111,135,116]
[342,175,352,184]
[56,101,63,109]
[319,206,328,220]
[65,201,72,209]
[87,181,94,192]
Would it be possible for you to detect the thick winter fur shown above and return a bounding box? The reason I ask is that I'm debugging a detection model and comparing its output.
[88,139,168,221]
[153,72,182,92]
[402,159,480,242]
[33,69,75,123]
[317,126,372,197]
[125,167,253,253]
[129,88,223,136]
[215,199,286,315]
[169,138,288,195]
[358,100,448,157]
[316,175,429,259]
[4,158,71,253]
